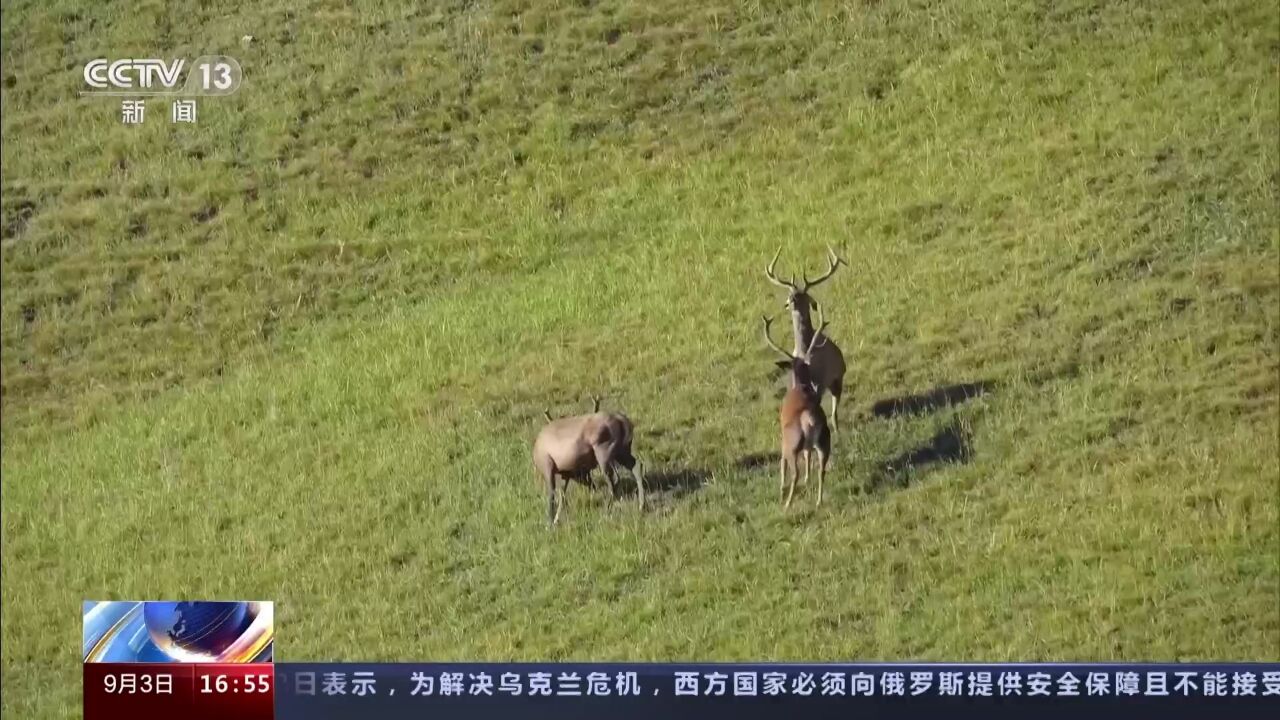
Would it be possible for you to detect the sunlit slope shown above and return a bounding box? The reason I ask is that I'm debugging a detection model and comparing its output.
[2,1,1277,718]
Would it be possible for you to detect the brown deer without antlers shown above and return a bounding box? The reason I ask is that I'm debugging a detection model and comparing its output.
[763,308,833,508]
[765,246,848,432]
[533,397,646,526]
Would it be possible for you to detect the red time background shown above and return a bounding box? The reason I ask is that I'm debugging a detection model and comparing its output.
[84,663,274,720]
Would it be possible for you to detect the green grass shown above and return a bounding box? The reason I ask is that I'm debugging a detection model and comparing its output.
[3,0,1279,716]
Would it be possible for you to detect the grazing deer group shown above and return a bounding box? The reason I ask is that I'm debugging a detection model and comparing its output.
[532,246,848,525]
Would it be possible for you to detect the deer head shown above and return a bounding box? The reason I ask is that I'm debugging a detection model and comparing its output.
[764,245,845,322]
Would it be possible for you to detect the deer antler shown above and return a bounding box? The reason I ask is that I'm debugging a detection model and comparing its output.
[761,315,794,360]
[590,394,601,413]
[764,247,798,291]
[800,245,846,291]
[805,303,831,358]
[542,408,554,422]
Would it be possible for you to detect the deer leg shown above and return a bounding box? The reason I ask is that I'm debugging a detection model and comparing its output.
[578,471,597,502]
[593,445,620,501]
[784,454,799,509]
[547,477,556,527]
[816,423,831,507]
[618,452,645,511]
[819,448,829,504]
[549,476,562,526]
[538,458,558,528]
[817,448,828,507]
[556,480,568,524]
[604,463,619,501]
[830,378,844,434]
[803,449,812,488]
[779,456,787,503]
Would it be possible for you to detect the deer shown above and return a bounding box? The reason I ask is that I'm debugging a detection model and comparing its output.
[538,397,605,498]
[762,306,833,509]
[764,246,848,432]
[533,396,646,526]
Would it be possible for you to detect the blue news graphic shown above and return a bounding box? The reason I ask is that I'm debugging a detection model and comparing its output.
[272,662,1280,720]
[143,601,252,659]
[83,600,273,663]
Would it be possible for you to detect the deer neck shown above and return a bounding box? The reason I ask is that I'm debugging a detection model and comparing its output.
[789,307,816,356]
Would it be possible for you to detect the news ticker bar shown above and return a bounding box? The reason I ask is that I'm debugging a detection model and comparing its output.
[85,662,1280,720]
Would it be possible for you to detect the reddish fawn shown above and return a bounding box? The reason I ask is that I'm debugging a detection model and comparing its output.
[763,308,833,508]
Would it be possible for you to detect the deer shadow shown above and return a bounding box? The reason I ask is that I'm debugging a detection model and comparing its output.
[734,452,774,470]
[869,380,995,419]
[870,419,973,490]
[641,467,708,500]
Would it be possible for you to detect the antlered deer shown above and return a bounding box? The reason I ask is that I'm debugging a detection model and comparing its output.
[763,308,833,508]
[533,398,646,526]
[765,246,848,431]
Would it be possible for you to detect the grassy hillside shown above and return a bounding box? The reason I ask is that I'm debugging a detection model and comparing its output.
[3,0,1278,716]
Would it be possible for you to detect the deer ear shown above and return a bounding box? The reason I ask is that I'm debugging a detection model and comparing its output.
[810,297,819,310]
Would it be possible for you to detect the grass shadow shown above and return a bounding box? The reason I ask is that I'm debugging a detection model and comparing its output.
[595,465,708,505]
[639,466,708,501]
[870,380,995,418]
[871,418,974,489]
